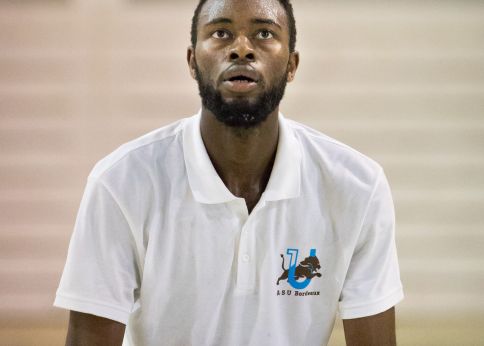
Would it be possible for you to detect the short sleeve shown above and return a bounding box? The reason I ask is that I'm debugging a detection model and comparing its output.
[53,177,141,324]
[338,169,404,319]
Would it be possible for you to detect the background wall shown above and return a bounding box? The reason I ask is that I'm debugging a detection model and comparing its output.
[1,0,483,345]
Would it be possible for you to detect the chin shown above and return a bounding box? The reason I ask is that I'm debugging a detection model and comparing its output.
[221,88,260,100]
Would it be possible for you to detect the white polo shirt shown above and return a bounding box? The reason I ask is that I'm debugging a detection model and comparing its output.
[54,112,404,346]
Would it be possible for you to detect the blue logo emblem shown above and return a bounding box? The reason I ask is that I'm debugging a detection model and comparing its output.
[277,248,322,289]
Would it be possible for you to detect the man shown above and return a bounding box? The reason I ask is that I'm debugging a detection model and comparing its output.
[54,0,404,345]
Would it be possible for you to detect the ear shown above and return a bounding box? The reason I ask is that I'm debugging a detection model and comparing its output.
[286,50,300,83]
[187,46,197,80]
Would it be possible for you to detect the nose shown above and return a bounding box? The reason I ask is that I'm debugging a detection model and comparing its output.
[229,35,255,62]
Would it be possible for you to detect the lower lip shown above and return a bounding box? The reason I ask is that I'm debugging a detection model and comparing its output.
[223,80,258,93]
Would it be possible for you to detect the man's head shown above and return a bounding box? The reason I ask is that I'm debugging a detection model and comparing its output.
[187,0,299,129]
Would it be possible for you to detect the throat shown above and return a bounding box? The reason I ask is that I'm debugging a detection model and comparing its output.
[225,182,265,214]
[199,108,280,213]
[210,152,275,214]
[244,194,262,214]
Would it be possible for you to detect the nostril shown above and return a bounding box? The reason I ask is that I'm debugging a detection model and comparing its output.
[246,53,255,60]
[230,52,239,60]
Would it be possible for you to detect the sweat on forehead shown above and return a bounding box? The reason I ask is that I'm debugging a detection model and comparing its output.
[191,0,297,52]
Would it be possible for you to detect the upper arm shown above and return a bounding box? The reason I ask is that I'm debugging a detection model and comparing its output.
[342,306,396,346]
[65,310,126,346]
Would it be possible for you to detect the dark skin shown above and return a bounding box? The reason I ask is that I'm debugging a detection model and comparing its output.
[65,311,125,346]
[64,0,397,344]
[187,0,299,213]
[343,307,397,346]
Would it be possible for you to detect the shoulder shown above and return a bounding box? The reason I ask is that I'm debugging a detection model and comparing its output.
[88,117,187,181]
[284,117,383,189]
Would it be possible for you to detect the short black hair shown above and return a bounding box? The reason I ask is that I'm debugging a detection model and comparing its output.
[190,0,297,53]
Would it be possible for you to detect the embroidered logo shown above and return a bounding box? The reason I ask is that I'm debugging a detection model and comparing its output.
[276,248,322,295]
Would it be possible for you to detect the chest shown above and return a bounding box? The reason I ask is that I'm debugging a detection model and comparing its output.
[141,198,351,298]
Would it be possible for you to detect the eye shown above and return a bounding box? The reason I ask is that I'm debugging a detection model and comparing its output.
[212,30,230,39]
[256,30,273,40]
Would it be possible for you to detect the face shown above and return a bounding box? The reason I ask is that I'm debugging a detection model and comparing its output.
[188,0,299,128]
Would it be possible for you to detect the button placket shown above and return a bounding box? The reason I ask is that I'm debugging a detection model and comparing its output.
[236,217,258,291]
[230,198,265,292]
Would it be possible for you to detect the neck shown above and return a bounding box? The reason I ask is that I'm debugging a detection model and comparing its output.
[200,107,279,211]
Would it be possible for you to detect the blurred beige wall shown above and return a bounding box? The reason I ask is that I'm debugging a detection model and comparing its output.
[1,0,483,345]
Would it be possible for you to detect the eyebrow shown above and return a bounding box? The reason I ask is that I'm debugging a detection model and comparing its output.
[251,18,282,30]
[204,17,282,30]
[205,17,232,27]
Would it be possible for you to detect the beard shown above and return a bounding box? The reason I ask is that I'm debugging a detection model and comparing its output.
[194,64,288,129]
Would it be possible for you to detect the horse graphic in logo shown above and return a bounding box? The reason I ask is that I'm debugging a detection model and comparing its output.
[277,248,322,289]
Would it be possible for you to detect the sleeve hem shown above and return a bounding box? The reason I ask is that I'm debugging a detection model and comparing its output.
[53,293,131,325]
[338,286,404,320]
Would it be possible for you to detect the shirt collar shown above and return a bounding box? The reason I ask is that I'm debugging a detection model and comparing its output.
[182,111,302,204]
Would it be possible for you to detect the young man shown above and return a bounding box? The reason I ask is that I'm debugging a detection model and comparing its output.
[54,0,404,345]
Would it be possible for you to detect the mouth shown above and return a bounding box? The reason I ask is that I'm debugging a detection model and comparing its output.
[223,76,259,94]
[222,69,260,94]
[226,75,257,83]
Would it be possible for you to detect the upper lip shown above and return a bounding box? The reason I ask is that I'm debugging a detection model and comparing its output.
[223,67,260,83]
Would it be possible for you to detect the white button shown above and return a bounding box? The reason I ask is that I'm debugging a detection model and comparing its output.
[242,254,250,262]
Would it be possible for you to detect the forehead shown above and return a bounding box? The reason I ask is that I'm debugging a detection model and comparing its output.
[199,0,287,28]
